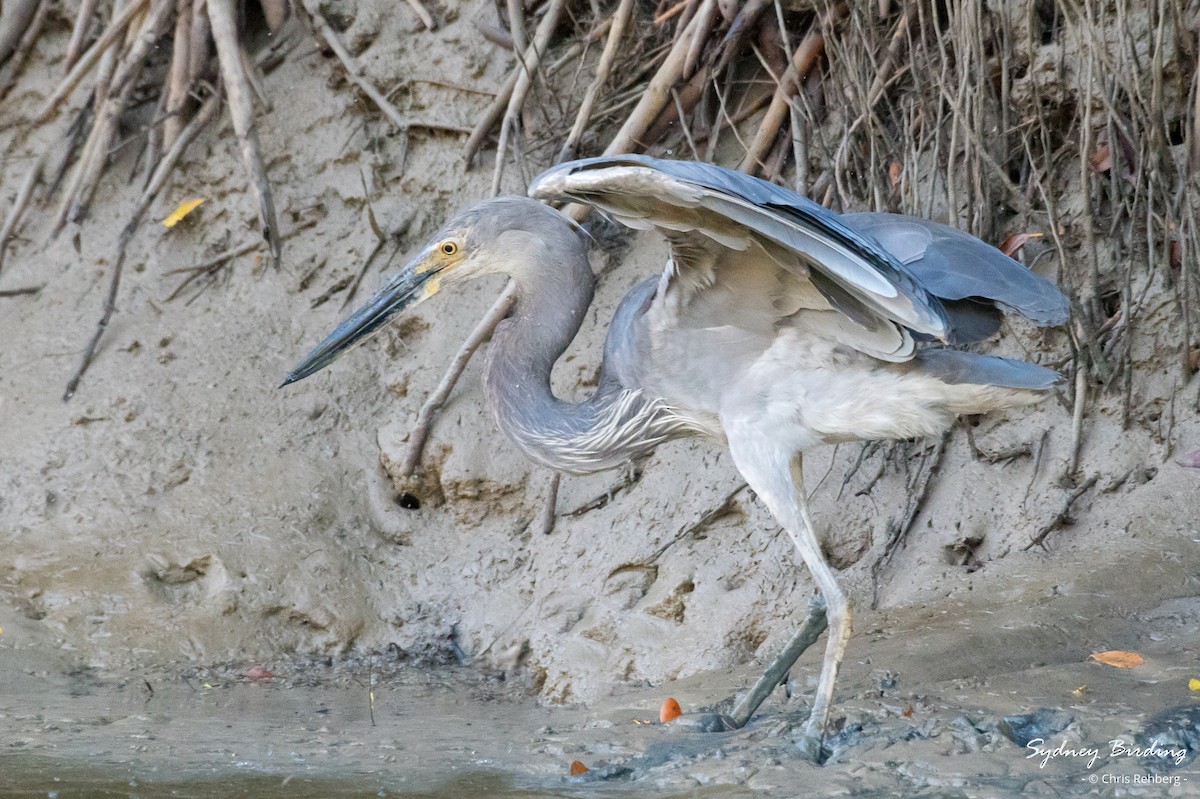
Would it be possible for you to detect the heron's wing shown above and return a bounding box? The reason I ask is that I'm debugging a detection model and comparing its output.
[840,213,1069,339]
[530,155,950,362]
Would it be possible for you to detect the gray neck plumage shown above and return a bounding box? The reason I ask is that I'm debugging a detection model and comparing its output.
[482,223,666,475]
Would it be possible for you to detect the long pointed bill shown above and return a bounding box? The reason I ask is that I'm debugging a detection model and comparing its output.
[282,255,439,386]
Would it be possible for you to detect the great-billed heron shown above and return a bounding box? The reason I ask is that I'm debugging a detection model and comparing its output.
[284,155,1068,759]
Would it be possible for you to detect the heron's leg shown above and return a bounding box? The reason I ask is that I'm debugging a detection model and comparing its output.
[724,435,852,761]
[788,453,854,760]
[726,594,828,728]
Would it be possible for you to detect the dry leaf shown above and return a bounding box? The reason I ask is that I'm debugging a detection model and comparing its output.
[998,231,1044,257]
[1089,650,1144,668]
[1090,144,1112,172]
[902,705,913,718]
[660,697,682,722]
[887,159,902,189]
[244,664,275,679]
[1189,678,1200,691]
[162,198,206,228]
[1177,451,1200,469]
[569,760,589,776]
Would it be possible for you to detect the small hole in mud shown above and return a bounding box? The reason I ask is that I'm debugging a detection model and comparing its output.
[397,493,421,510]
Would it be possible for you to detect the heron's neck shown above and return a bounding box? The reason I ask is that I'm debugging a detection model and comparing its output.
[483,235,628,474]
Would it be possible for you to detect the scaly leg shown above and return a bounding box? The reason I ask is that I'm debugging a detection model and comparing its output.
[726,594,828,728]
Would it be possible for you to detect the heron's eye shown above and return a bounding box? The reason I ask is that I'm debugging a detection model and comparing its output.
[440,241,459,256]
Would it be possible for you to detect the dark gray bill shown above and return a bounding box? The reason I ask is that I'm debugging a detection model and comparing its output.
[281,263,433,386]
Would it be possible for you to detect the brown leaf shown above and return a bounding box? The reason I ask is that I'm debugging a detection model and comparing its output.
[1090,144,1112,172]
[659,697,682,722]
[887,159,902,190]
[1089,650,1144,668]
[998,231,1044,257]
[569,760,589,776]
[902,705,913,718]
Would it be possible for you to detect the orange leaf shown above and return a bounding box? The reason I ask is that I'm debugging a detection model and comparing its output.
[1089,650,1144,668]
[902,705,913,718]
[887,159,902,190]
[569,760,589,776]
[659,697,682,723]
[998,231,1044,257]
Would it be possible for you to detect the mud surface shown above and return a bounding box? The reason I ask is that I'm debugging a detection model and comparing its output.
[2,1,1200,796]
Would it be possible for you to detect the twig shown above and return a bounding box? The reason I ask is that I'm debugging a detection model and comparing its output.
[0,0,40,69]
[65,0,102,69]
[535,472,560,535]
[0,285,44,297]
[871,433,949,609]
[166,219,317,301]
[64,252,127,402]
[162,0,193,152]
[506,0,528,55]
[556,0,634,163]
[34,0,152,123]
[1068,361,1087,477]
[714,0,768,74]
[0,0,50,102]
[1022,475,1099,551]
[406,0,437,31]
[491,0,569,195]
[398,285,518,477]
[0,150,47,274]
[210,0,281,268]
[261,0,290,32]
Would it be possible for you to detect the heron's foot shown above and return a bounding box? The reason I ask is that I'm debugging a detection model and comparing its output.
[796,732,826,764]
[669,712,740,733]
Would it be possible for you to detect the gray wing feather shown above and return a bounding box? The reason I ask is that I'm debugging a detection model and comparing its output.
[530,155,950,339]
[914,349,1062,390]
[841,213,1069,327]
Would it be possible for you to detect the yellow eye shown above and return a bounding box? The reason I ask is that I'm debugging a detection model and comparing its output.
[440,241,459,256]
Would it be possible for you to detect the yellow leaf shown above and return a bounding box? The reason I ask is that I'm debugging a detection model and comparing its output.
[1088,650,1144,668]
[161,198,206,228]
[1189,678,1200,691]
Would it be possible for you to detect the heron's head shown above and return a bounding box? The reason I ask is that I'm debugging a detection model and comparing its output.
[282,197,575,386]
